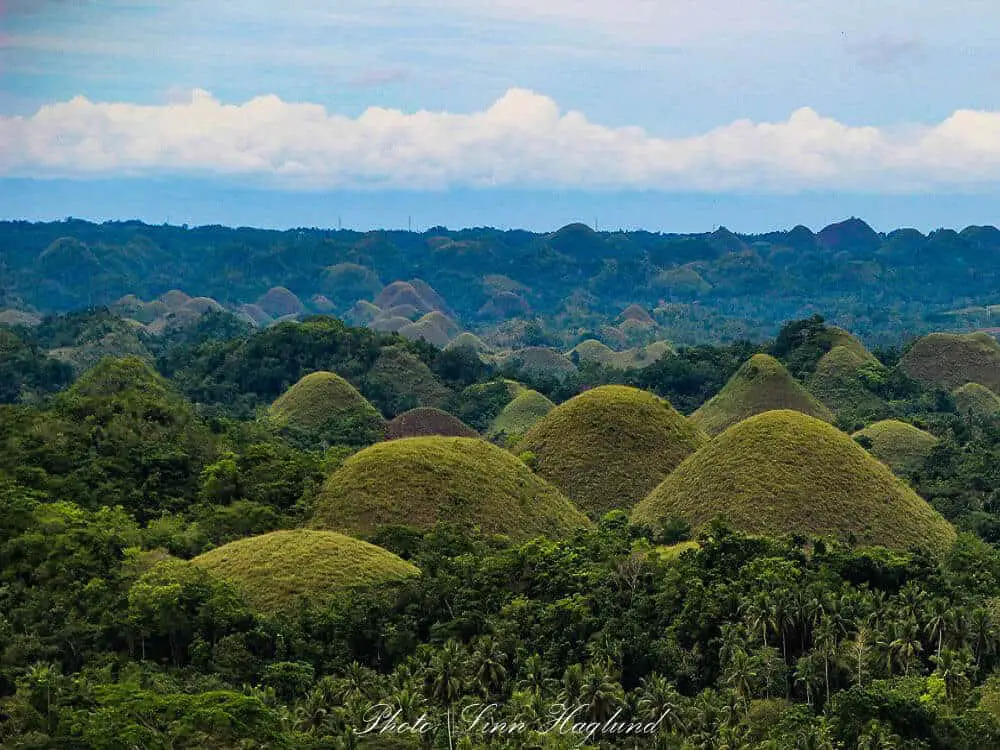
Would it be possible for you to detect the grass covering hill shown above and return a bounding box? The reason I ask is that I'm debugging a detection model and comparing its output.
[900,332,1000,392]
[806,345,890,425]
[692,353,835,435]
[363,345,450,416]
[267,371,385,447]
[852,419,939,477]
[632,410,956,554]
[311,436,589,540]
[498,347,578,380]
[446,332,490,354]
[192,529,419,615]
[953,382,1000,420]
[385,407,478,439]
[519,385,707,516]
[486,387,554,446]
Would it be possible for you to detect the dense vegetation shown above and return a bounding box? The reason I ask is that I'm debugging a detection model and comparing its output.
[7,217,1000,348]
[7,293,1000,746]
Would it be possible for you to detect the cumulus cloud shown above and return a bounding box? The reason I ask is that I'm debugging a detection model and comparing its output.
[2,88,1000,192]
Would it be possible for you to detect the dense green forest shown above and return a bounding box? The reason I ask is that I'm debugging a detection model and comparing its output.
[5,217,1000,347]
[4,301,1000,748]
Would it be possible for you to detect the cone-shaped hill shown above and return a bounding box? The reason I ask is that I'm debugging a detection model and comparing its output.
[267,371,385,446]
[192,530,418,615]
[632,411,956,554]
[692,353,834,436]
[487,387,555,446]
[852,420,939,477]
[900,332,1000,392]
[953,382,1000,420]
[807,345,890,424]
[386,407,478,439]
[518,386,707,516]
[311,437,590,540]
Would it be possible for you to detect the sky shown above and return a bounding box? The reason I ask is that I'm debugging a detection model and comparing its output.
[2,0,1000,232]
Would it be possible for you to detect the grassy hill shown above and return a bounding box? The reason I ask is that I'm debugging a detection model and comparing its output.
[692,353,835,435]
[498,347,578,380]
[192,530,418,615]
[386,407,478,439]
[900,332,1000,392]
[311,436,590,540]
[363,345,450,416]
[806,345,890,426]
[486,387,555,446]
[632,410,956,554]
[267,371,385,446]
[519,385,707,516]
[953,382,1000,420]
[852,419,939,477]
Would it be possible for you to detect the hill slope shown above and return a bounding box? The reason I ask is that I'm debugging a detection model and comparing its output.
[192,530,418,615]
[953,382,1000,420]
[385,407,478,439]
[519,385,707,516]
[311,436,589,540]
[632,410,956,554]
[806,345,890,425]
[852,419,939,477]
[267,371,385,446]
[692,353,835,435]
[900,332,1000,392]
[486,387,555,446]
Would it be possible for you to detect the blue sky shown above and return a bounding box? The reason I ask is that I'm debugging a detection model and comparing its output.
[2,1,1000,232]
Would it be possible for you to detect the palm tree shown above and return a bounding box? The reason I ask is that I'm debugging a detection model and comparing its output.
[469,635,508,698]
[794,654,823,707]
[970,607,997,669]
[723,648,757,719]
[931,647,973,702]
[857,719,901,749]
[558,662,585,717]
[923,598,953,659]
[890,619,924,677]
[637,673,687,734]
[813,618,840,704]
[579,661,623,723]
[424,640,466,750]
[517,653,555,696]
[741,594,772,649]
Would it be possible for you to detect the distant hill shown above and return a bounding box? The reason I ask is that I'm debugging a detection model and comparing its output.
[900,332,1000,392]
[8,218,1000,347]
[852,420,939,477]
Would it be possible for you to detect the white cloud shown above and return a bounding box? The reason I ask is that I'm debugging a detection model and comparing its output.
[3,88,1000,192]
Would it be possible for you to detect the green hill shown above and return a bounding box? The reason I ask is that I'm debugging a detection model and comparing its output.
[446,332,491,354]
[692,353,835,435]
[633,410,956,554]
[900,332,1000,392]
[519,385,707,516]
[363,345,450,416]
[953,382,1000,420]
[192,530,418,615]
[386,407,478,439]
[499,347,578,380]
[311,437,589,540]
[267,371,385,446]
[852,419,939,477]
[486,387,555,445]
[806,345,890,425]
